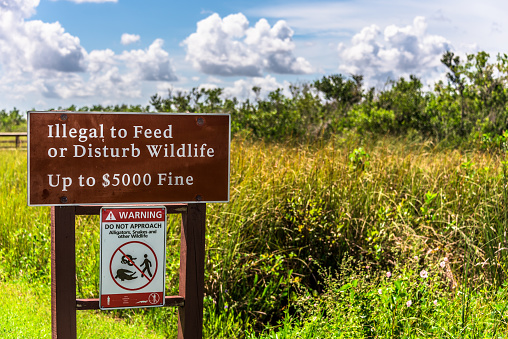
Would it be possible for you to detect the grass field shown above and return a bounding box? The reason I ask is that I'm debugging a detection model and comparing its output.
[0,281,163,339]
[1,135,508,337]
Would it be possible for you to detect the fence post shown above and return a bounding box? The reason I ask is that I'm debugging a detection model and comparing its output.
[51,206,77,338]
[178,203,206,338]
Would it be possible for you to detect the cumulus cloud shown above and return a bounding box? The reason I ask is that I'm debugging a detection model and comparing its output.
[0,0,39,18]
[222,75,290,101]
[0,0,177,106]
[40,39,178,100]
[0,1,86,74]
[25,20,86,72]
[121,33,140,45]
[338,16,452,85]
[183,12,313,77]
[120,39,177,82]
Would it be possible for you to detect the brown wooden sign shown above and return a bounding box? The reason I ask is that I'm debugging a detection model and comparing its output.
[28,112,230,205]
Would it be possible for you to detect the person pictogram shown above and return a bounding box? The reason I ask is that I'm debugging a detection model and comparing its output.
[140,254,153,278]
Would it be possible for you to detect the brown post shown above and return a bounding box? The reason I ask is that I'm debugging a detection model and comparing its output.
[178,203,206,338]
[51,206,77,339]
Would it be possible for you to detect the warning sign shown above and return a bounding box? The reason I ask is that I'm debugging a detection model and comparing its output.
[105,212,116,221]
[100,206,166,309]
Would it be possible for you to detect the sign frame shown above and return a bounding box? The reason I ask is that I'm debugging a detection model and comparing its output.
[27,111,231,206]
[99,206,167,310]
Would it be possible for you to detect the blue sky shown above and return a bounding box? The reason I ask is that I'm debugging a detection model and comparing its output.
[0,0,506,112]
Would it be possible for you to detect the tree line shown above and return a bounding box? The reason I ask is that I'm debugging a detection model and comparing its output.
[3,51,508,148]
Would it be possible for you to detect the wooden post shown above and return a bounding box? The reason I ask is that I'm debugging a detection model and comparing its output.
[178,203,206,339]
[51,206,77,339]
[49,203,206,338]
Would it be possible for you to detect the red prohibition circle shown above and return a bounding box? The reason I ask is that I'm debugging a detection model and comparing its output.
[149,293,161,304]
[109,241,158,291]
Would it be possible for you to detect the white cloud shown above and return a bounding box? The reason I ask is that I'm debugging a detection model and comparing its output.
[24,20,86,72]
[0,0,39,18]
[0,0,178,108]
[338,17,452,85]
[121,33,140,45]
[183,12,313,77]
[206,76,223,84]
[0,1,86,74]
[222,75,290,101]
[38,39,178,100]
[120,39,177,82]
[87,48,116,73]
[248,1,508,77]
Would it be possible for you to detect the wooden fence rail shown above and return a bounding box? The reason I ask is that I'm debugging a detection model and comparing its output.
[0,132,27,148]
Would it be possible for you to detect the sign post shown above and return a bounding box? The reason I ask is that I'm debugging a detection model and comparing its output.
[51,206,77,338]
[28,112,230,339]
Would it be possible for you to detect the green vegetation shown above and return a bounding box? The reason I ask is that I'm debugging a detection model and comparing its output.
[4,51,508,147]
[0,280,163,338]
[0,109,26,132]
[2,134,508,337]
[206,136,508,336]
[254,262,508,338]
[1,50,508,337]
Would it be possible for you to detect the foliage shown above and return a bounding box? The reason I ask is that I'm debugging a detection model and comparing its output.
[0,280,163,338]
[313,74,363,116]
[349,106,396,135]
[434,51,508,143]
[150,87,229,114]
[3,50,508,147]
[203,136,508,331]
[65,103,150,113]
[2,133,508,336]
[2,49,508,337]
[0,108,26,132]
[147,51,508,146]
[254,257,508,338]
[375,75,430,134]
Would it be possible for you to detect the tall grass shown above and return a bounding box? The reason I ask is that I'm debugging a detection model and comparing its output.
[1,135,508,336]
[205,135,508,328]
[0,150,50,283]
[253,258,508,338]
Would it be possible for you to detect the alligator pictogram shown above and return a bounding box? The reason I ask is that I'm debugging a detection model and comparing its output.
[115,268,138,281]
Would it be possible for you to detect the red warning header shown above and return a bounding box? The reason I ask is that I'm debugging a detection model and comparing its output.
[102,208,165,222]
